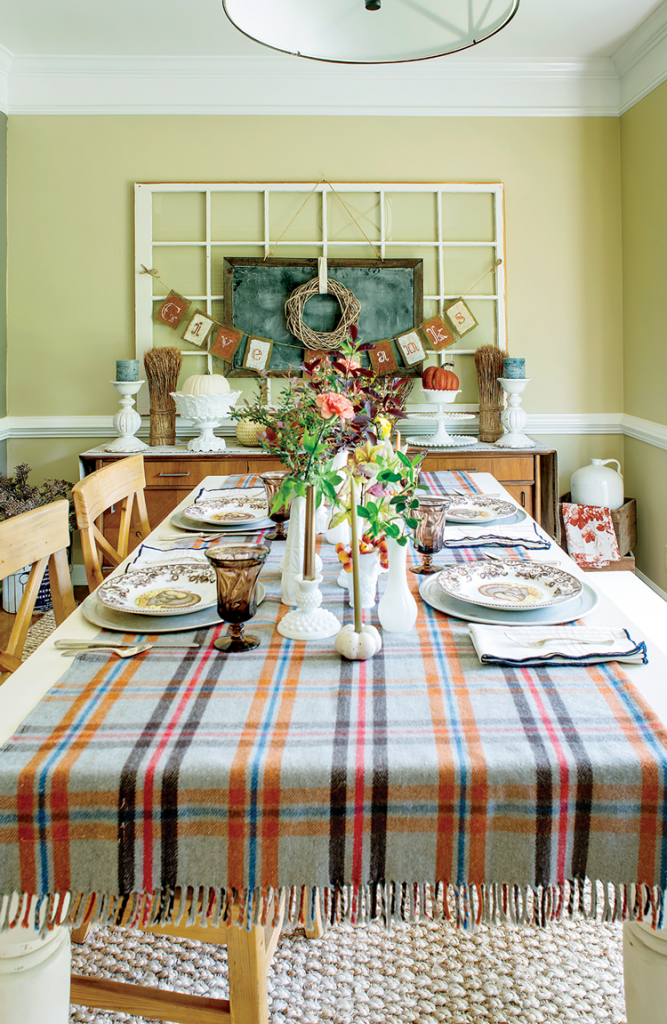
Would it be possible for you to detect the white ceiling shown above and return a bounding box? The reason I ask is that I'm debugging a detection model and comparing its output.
[0,0,662,62]
[1,0,667,117]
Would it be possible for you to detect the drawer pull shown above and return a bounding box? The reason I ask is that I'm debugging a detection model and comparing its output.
[521,490,526,507]
[158,472,191,477]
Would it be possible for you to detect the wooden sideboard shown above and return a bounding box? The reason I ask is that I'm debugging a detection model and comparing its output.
[79,444,559,551]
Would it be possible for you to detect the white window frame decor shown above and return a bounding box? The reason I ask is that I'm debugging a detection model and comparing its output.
[135,181,507,409]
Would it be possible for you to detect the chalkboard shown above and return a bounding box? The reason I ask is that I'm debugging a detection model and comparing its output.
[221,257,423,374]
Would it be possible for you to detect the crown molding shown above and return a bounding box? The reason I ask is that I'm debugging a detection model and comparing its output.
[0,44,13,114]
[613,0,667,113]
[3,54,620,116]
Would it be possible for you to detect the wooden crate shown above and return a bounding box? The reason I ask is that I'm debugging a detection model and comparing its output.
[559,494,637,557]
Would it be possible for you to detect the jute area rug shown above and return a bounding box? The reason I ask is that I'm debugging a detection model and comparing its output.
[24,618,627,1024]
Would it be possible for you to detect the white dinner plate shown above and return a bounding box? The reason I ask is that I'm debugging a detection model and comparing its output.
[420,574,598,625]
[81,584,266,634]
[97,564,218,617]
[436,559,582,611]
[443,495,518,524]
[170,510,275,533]
[183,488,268,526]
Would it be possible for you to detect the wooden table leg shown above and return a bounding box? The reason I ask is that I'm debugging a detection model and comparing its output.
[227,922,269,1024]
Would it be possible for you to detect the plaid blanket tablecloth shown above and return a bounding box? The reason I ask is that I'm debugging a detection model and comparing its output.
[1,471,666,933]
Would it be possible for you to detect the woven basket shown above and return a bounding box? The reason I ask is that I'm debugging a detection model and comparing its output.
[235,418,261,447]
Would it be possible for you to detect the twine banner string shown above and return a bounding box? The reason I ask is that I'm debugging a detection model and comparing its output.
[264,182,323,261]
[323,182,383,261]
[462,258,503,297]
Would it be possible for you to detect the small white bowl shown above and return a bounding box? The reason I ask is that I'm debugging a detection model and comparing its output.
[422,388,461,404]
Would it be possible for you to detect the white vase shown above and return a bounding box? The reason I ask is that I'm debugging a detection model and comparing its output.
[341,551,382,609]
[324,450,351,545]
[377,536,418,633]
[279,492,322,586]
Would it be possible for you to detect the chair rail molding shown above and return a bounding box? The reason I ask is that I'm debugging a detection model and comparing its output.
[7,411,667,441]
[3,54,620,117]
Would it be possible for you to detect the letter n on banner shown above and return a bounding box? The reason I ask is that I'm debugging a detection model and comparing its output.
[368,341,399,375]
[211,324,243,362]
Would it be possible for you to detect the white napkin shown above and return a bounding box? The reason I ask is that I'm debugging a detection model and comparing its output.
[126,544,210,571]
[468,625,647,666]
[444,523,551,550]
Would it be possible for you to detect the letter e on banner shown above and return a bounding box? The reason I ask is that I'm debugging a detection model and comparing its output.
[243,335,274,372]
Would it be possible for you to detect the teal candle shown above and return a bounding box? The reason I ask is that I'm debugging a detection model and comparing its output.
[503,358,525,379]
[116,359,139,381]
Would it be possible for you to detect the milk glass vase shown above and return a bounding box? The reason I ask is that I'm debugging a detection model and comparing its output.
[377,536,418,633]
[280,493,322,605]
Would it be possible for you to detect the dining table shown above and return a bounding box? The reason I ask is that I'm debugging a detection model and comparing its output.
[1,469,667,1024]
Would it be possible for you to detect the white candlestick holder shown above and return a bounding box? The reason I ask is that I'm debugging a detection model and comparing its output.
[277,573,341,641]
[495,377,536,449]
[103,380,149,453]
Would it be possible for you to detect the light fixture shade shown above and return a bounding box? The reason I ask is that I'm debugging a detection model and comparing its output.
[222,0,520,65]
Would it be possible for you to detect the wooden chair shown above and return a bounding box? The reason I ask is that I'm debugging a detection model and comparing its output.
[72,454,151,592]
[0,500,76,681]
[68,889,325,1024]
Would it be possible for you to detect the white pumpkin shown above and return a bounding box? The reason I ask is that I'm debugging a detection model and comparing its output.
[181,373,230,397]
[335,623,382,661]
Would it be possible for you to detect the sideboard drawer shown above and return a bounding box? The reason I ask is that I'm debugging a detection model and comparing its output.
[143,459,247,487]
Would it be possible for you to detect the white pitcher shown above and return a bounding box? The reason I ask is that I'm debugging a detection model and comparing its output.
[570,458,624,510]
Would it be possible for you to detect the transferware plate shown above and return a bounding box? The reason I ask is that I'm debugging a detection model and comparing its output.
[420,575,597,625]
[97,563,217,617]
[183,488,268,526]
[444,495,518,524]
[81,584,265,634]
[435,559,583,611]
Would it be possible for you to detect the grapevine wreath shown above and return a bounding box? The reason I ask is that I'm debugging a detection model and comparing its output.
[284,277,361,352]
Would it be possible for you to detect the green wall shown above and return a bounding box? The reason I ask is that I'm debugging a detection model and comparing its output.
[0,112,6,474]
[621,82,667,590]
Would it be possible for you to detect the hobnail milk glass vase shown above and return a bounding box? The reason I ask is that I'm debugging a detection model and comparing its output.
[341,550,382,609]
[377,536,418,633]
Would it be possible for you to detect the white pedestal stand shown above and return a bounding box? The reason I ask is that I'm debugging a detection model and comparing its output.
[495,377,535,449]
[102,380,149,453]
[406,389,477,448]
[170,391,242,453]
[277,573,341,640]
[0,899,71,1024]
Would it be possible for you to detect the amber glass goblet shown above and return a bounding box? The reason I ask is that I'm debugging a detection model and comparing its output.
[409,496,450,575]
[205,543,270,652]
[260,470,291,540]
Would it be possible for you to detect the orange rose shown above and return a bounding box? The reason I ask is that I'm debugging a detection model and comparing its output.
[315,392,355,421]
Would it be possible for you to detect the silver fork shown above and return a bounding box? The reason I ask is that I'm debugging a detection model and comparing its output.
[59,643,153,658]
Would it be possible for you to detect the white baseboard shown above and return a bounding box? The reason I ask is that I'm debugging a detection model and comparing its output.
[636,569,667,602]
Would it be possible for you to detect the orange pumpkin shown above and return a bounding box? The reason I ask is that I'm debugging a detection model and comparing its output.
[422,365,438,390]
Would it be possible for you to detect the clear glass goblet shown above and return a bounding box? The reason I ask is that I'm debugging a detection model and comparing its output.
[205,543,270,652]
[409,496,450,575]
[260,470,291,540]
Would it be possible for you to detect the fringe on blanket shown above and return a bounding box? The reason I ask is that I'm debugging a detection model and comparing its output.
[1,879,665,938]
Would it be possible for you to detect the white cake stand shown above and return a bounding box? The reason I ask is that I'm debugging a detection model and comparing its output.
[171,391,241,452]
[406,389,478,448]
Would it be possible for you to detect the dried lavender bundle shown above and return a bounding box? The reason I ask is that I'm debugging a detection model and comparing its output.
[144,347,183,446]
[474,345,504,443]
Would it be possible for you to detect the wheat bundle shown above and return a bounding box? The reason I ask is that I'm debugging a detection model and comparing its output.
[144,347,183,446]
[474,345,504,443]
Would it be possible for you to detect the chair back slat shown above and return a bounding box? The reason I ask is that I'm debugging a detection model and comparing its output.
[72,454,151,592]
[0,500,76,682]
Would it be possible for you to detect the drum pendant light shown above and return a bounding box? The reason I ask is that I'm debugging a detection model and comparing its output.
[222,0,520,65]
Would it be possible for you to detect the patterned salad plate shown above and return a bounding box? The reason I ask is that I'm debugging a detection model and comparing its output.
[435,559,583,612]
[183,488,268,527]
[444,495,518,524]
[97,564,218,617]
